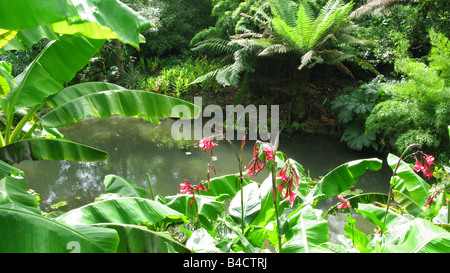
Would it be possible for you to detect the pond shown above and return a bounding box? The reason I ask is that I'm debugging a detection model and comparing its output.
[16,116,393,237]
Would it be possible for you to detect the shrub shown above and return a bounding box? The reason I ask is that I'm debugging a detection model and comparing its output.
[365,30,450,158]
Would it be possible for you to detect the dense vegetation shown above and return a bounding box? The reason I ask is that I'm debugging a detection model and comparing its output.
[0,0,449,253]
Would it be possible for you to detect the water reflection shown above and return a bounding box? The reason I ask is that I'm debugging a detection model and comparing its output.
[16,116,392,213]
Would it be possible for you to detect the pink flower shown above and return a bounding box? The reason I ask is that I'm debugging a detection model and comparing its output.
[199,137,218,155]
[262,146,274,162]
[413,159,424,172]
[179,179,207,209]
[276,162,300,203]
[244,142,273,179]
[424,153,435,165]
[337,195,350,209]
[413,152,435,180]
[180,179,192,194]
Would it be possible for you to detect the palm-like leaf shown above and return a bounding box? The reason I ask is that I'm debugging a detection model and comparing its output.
[40,90,200,128]
[0,203,119,253]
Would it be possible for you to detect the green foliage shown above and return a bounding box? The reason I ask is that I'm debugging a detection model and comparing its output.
[146,56,223,97]
[133,0,215,58]
[365,30,450,155]
[332,81,381,150]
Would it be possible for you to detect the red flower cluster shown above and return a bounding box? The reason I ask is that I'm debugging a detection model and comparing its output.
[179,179,207,208]
[337,195,351,209]
[244,142,273,179]
[413,152,435,179]
[199,137,218,155]
[276,162,300,203]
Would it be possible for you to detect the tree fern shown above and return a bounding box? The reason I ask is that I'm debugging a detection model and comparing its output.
[268,0,298,28]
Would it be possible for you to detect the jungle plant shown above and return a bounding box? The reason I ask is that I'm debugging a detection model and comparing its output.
[331,80,381,150]
[190,0,375,88]
[365,30,450,157]
[0,0,200,165]
[1,136,449,252]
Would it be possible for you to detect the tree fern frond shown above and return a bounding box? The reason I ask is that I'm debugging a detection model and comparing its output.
[295,2,314,49]
[269,0,298,28]
[349,0,408,20]
[191,38,239,55]
[307,0,352,50]
[228,38,261,50]
[299,49,316,70]
[189,67,222,85]
[258,43,293,56]
[231,32,264,40]
[216,63,243,87]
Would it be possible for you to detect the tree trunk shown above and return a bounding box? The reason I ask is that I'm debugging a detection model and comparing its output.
[114,40,125,75]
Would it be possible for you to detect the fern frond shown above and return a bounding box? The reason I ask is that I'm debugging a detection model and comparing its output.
[189,67,221,85]
[298,49,316,70]
[295,2,314,49]
[216,63,242,87]
[191,38,240,55]
[258,43,293,56]
[231,32,264,39]
[269,0,298,28]
[228,38,261,50]
[349,0,408,20]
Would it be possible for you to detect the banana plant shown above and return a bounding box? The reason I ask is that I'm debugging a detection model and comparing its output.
[0,0,200,164]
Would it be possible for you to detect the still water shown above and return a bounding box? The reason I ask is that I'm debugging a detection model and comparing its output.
[16,117,392,222]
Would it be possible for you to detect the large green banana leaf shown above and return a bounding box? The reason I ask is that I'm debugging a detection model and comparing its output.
[57,197,188,226]
[229,182,262,227]
[40,90,201,128]
[282,205,331,253]
[103,174,148,198]
[162,194,224,221]
[46,82,126,108]
[382,218,450,253]
[311,158,383,200]
[387,153,430,208]
[93,223,191,253]
[0,0,150,49]
[356,203,450,253]
[0,35,105,111]
[198,173,251,200]
[0,176,38,208]
[0,203,119,253]
[0,159,23,178]
[0,138,108,164]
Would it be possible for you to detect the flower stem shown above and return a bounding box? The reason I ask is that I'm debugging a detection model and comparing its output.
[226,139,245,233]
[270,132,282,253]
[383,143,421,224]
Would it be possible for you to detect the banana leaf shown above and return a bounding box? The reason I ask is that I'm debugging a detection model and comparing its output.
[0,203,119,253]
[0,176,38,208]
[246,174,276,229]
[163,194,223,222]
[198,173,251,200]
[0,159,24,178]
[103,174,148,198]
[46,82,126,108]
[57,197,188,226]
[0,138,108,164]
[0,0,150,49]
[229,182,261,228]
[0,35,105,111]
[40,90,201,128]
[311,158,383,200]
[282,205,331,253]
[382,218,450,253]
[387,153,430,208]
[93,223,190,253]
